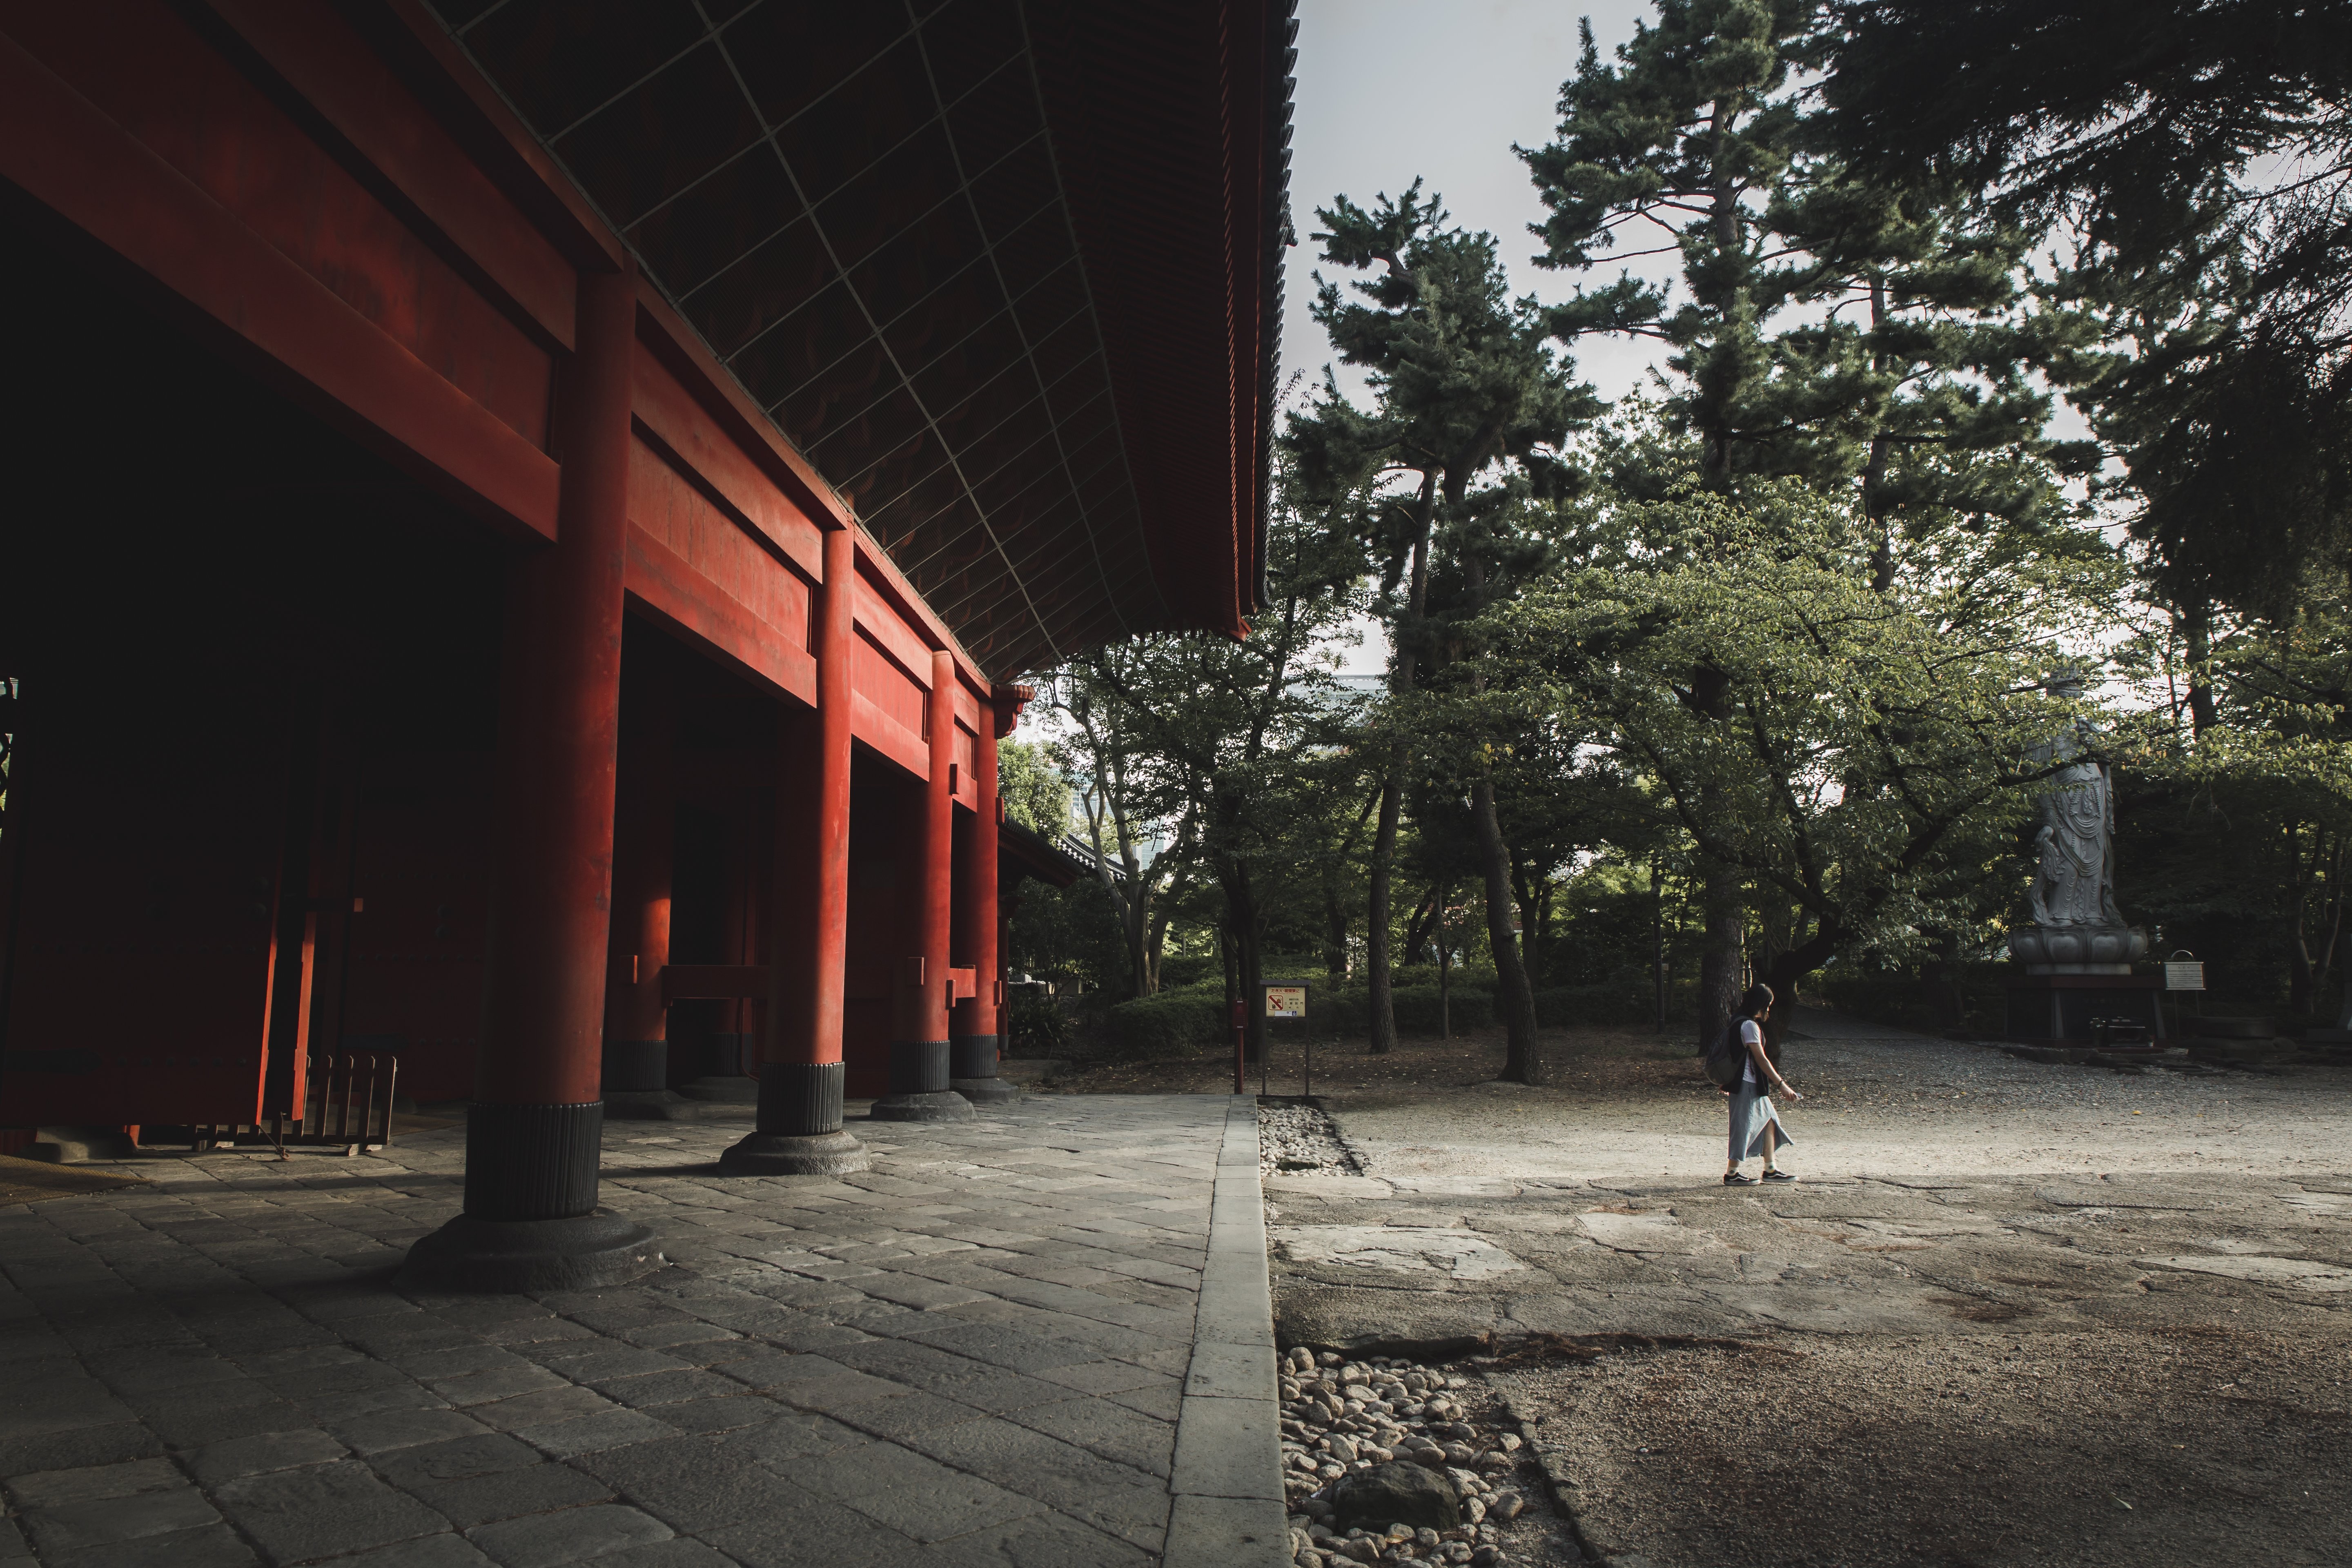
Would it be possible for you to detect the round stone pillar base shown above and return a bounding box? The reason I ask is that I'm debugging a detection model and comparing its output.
[718,1129,871,1175]
[397,1213,662,1293]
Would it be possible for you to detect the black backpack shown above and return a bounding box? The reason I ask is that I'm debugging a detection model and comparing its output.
[1702,1018,1748,1090]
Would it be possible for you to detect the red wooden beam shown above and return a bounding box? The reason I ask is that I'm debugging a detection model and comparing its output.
[0,24,559,542]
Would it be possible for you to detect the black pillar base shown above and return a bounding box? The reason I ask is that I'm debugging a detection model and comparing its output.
[872,1039,972,1121]
[396,1212,662,1293]
[719,1129,870,1175]
[721,1062,869,1173]
[949,1034,1015,1103]
[397,1100,662,1291]
[603,1040,696,1118]
[677,1033,757,1101]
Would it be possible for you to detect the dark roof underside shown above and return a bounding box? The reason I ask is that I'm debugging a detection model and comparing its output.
[422,0,1294,678]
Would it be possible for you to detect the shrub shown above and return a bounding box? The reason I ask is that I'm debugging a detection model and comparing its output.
[1390,962,1498,992]
[1105,985,1229,1058]
[1003,992,1069,1057]
[1157,953,1220,989]
[1301,985,1492,1037]
[1532,982,1673,1030]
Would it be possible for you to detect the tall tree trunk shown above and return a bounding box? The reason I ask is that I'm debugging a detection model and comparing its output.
[1864,275,1897,595]
[1454,506,1539,1080]
[2182,601,2218,736]
[1365,473,1438,1055]
[1365,771,1403,1051]
[1509,850,1540,990]
[1403,883,1442,965]
[1475,780,1542,1082]
[1689,121,1750,1059]
[1217,918,1235,1020]
[1228,876,1267,1065]
[1652,859,1669,1033]
[1323,880,1349,982]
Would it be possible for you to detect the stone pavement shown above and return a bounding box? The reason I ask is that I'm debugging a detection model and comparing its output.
[0,1096,1286,1568]
[1268,1013,2352,1350]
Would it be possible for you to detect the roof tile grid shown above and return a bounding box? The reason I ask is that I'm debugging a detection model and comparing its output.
[426,0,1282,677]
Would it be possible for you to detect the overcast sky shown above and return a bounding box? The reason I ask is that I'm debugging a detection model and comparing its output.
[1280,0,1669,412]
[1278,1,1668,675]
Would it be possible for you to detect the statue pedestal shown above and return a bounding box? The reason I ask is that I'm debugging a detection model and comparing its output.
[2004,973,2167,1042]
[2003,927,2163,1043]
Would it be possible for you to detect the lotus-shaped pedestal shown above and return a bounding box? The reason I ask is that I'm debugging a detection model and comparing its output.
[2008,925,2148,973]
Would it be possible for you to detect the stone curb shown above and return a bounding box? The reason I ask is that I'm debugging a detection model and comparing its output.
[1501,1394,1651,1567]
[1164,1096,1290,1568]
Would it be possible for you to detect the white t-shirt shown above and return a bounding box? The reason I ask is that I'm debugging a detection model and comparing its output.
[1739,1019,1764,1085]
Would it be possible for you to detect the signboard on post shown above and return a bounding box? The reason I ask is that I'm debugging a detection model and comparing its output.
[2164,957,2205,991]
[1264,984,1307,1019]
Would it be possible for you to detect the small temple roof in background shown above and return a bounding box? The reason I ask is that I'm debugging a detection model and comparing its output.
[425,0,1296,678]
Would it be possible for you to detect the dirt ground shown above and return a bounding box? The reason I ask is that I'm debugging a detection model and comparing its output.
[1185,1010,2352,1568]
[1494,1327,2351,1568]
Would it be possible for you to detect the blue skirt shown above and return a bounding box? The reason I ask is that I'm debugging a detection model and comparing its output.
[1728,1080,1791,1163]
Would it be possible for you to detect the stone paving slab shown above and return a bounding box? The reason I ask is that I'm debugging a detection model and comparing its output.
[0,1096,1279,1567]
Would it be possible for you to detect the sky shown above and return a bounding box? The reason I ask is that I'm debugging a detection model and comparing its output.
[1280,0,1670,412]
[1278,0,1668,676]
[1274,1,2104,682]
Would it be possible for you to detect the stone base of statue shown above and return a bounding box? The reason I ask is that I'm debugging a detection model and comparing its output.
[2005,926,2163,1042]
[2007,925,2149,975]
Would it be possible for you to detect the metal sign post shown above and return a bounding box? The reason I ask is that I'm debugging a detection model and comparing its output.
[1230,998,1245,1096]
[2163,950,2204,1036]
[1261,982,1308,1099]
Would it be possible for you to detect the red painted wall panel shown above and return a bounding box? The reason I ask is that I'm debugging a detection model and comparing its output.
[852,633,926,752]
[632,352,823,581]
[627,431,813,669]
[336,753,493,1106]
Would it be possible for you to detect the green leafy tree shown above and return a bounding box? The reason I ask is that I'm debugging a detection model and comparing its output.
[1050,492,1367,1062]
[996,738,1070,835]
[1489,470,2123,1024]
[1817,0,2352,697]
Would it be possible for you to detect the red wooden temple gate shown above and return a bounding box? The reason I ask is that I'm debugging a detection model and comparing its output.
[0,0,1293,1289]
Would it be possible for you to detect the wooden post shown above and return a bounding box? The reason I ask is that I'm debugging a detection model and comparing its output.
[875,649,971,1121]
[400,264,658,1291]
[603,657,685,1119]
[950,688,1013,1102]
[1231,999,1246,1096]
[722,525,870,1172]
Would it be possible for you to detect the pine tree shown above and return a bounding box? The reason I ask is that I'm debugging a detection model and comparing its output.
[1817,0,2352,678]
[1519,0,1814,1049]
[1285,184,1591,1081]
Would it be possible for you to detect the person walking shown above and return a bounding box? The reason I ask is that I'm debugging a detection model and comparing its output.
[1724,983,1802,1185]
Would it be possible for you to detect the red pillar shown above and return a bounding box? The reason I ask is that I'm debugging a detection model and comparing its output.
[723,525,870,1170]
[603,656,684,1118]
[949,687,1012,1101]
[401,264,658,1290]
[873,648,971,1121]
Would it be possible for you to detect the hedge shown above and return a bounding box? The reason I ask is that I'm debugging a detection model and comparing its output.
[1104,986,1228,1057]
[1105,982,1503,1053]
[1296,985,1493,1037]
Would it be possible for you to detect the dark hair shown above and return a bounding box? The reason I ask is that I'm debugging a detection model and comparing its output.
[1741,983,1775,1018]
